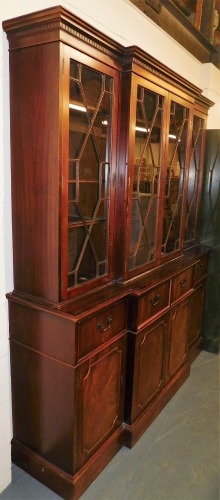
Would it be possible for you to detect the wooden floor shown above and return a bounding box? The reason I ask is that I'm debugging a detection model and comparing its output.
[0,350,219,500]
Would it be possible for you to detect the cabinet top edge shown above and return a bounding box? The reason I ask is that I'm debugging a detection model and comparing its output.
[117,244,212,293]
[2,5,123,53]
[2,4,115,38]
[122,45,214,107]
[2,5,214,107]
[7,244,212,312]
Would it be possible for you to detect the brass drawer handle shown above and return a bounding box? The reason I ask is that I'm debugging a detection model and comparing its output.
[180,278,187,287]
[199,262,204,269]
[150,294,160,306]
[98,316,113,333]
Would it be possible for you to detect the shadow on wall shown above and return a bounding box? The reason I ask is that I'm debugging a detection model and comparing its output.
[199,129,220,353]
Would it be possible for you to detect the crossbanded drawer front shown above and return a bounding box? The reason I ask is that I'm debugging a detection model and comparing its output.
[137,281,170,327]
[76,300,127,360]
[171,266,193,303]
[194,254,209,284]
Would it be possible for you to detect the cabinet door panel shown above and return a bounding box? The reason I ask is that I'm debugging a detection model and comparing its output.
[130,316,167,422]
[161,97,191,257]
[62,48,120,299]
[127,81,167,275]
[167,299,190,381]
[184,113,206,246]
[67,61,113,288]
[188,286,204,346]
[75,336,125,469]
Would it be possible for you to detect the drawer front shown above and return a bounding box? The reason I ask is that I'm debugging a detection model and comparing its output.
[137,281,170,327]
[194,254,209,284]
[171,267,193,303]
[76,300,127,360]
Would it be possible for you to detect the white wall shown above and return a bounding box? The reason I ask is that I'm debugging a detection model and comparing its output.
[0,0,219,493]
[199,63,220,128]
[0,26,13,493]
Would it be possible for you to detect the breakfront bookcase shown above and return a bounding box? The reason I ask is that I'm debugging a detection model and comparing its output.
[3,6,213,499]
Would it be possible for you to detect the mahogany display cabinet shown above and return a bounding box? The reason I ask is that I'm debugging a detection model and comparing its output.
[3,6,213,499]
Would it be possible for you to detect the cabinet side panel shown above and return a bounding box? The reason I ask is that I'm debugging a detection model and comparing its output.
[8,300,75,365]
[10,342,75,475]
[9,43,61,302]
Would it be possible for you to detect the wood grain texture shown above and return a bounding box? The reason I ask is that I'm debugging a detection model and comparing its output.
[123,361,190,448]
[188,285,204,347]
[125,315,168,424]
[166,298,190,382]
[10,341,75,475]
[9,43,60,302]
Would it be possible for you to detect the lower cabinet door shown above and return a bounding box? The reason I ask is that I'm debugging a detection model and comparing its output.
[188,285,204,347]
[75,334,126,470]
[166,298,190,383]
[125,315,168,424]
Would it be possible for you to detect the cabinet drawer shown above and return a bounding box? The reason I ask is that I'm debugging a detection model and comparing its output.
[194,254,209,284]
[171,267,193,303]
[137,281,170,327]
[76,300,127,360]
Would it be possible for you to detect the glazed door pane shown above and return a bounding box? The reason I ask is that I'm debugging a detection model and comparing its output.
[184,115,205,244]
[162,100,190,255]
[68,61,113,288]
[129,86,164,270]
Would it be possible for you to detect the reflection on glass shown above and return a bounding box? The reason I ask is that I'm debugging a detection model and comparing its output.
[162,101,189,255]
[184,115,205,243]
[129,86,164,270]
[67,60,112,288]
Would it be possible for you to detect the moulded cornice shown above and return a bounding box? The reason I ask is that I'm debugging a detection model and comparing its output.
[2,5,214,108]
[122,45,214,106]
[2,5,123,64]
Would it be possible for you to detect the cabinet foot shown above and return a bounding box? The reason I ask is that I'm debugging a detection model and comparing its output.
[12,428,124,499]
[189,337,202,363]
[123,362,190,448]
